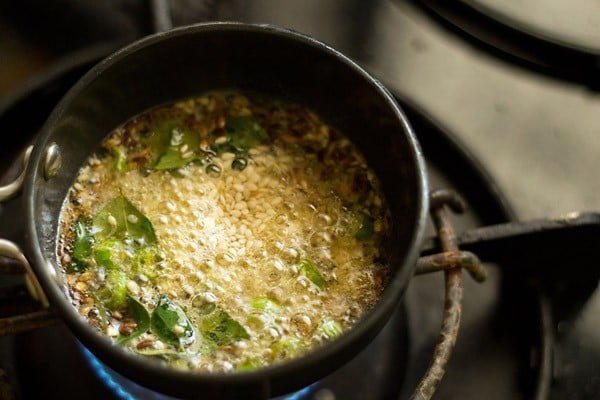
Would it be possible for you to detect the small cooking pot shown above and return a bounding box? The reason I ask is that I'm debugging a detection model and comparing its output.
[1,22,428,398]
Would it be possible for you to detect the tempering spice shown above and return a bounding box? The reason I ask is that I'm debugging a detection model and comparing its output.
[57,91,392,373]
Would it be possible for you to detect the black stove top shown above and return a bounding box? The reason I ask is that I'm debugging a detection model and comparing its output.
[0,50,555,399]
[0,1,599,399]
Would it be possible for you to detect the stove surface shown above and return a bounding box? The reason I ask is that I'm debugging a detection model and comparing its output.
[2,1,599,218]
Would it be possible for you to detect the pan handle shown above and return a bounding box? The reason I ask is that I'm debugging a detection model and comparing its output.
[0,145,59,335]
[0,239,59,335]
[0,239,49,309]
[0,145,32,201]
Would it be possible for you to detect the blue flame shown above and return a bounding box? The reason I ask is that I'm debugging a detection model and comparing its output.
[82,346,315,400]
[83,346,137,400]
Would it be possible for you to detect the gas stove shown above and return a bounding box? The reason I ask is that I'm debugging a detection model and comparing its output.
[0,1,598,399]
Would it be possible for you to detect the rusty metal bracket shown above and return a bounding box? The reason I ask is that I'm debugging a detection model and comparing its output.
[410,188,486,400]
[415,250,486,282]
[0,310,59,336]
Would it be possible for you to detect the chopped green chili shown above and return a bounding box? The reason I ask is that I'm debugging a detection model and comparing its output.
[299,258,327,289]
[93,239,130,270]
[197,303,249,347]
[317,318,343,340]
[69,219,93,272]
[272,337,305,360]
[237,359,258,372]
[250,297,281,314]
[112,145,128,172]
[98,268,127,310]
[132,245,163,280]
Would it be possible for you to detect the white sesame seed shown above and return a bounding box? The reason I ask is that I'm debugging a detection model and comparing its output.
[183,285,195,296]
[106,325,119,337]
[127,280,140,295]
[221,152,235,161]
[172,325,185,335]
[273,258,285,271]
[170,129,184,146]
[204,292,217,302]
[221,361,233,371]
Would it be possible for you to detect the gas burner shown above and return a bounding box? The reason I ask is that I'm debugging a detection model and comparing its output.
[0,49,546,399]
[410,0,600,89]
[81,345,315,400]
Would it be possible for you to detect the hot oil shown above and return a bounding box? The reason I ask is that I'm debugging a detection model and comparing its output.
[58,91,391,372]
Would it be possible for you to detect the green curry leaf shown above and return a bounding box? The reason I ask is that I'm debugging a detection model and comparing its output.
[151,295,195,348]
[154,147,193,170]
[117,296,150,344]
[299,258,327,289]
[92,196,157,245]
[144,122,200,171]
[354,212,374,241]
[225,116,268,150]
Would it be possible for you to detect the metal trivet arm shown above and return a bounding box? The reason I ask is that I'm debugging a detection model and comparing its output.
[411,189,487,400]
[0,145,58,335]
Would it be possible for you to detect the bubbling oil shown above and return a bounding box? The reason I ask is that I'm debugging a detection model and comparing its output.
[58,91,391,372]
